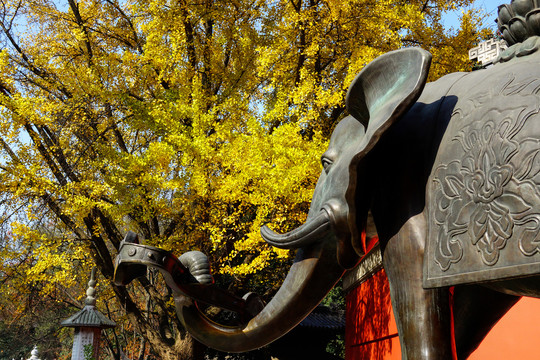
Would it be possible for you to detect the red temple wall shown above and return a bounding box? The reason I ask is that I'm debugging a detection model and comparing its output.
[345,269,540,360]
[345,269,401,360]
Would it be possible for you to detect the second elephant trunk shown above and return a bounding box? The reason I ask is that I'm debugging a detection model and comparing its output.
[174,240,345,352]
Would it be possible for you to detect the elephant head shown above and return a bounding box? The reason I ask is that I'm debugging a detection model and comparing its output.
[175,48,432,352]
[262,48,432,267]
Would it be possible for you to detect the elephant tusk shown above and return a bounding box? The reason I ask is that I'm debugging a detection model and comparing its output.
[261,209,332,249]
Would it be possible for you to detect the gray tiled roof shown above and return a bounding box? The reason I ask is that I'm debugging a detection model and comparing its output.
[60,305,116,329]
[299,306,345,330]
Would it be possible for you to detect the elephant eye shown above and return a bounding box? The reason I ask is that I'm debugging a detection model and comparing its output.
[321,157,333,173]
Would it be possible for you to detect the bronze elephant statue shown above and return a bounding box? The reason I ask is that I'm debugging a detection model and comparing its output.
[114,5,540,358]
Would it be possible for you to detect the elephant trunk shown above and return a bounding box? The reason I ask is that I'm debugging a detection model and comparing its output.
[175,240,344,352]
[260,209,332,249]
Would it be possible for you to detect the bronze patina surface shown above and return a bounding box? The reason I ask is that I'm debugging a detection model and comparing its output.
[424,54,540,287]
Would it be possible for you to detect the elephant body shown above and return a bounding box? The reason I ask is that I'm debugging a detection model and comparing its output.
[361,48,540,358]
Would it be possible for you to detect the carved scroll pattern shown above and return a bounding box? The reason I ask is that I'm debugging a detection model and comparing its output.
[433,78,540,271]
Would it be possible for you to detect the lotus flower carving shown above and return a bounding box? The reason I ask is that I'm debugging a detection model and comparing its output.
[433,102,540,270]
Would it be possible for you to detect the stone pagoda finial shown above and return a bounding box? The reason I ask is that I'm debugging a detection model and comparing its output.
[84,267,97,306]
[27,346,40,360]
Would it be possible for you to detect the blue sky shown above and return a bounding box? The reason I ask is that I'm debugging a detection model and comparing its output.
[444,0,503,32]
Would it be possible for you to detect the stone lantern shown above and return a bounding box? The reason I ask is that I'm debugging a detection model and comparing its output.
[61,268,116,360]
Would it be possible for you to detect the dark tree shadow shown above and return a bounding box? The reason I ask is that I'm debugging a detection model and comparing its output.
[345,269,396,360]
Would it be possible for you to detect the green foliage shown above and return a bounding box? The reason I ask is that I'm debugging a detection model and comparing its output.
[322,281,346,311]
[83,344,96,360]
[322,282,346,358]
[0,300,72,360]
[0,325,31,360]
[326,334,346,359]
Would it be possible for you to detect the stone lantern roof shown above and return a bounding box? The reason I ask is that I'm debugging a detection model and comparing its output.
[61,268,116,329]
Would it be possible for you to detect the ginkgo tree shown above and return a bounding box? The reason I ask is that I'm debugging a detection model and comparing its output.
[0,0,490,358]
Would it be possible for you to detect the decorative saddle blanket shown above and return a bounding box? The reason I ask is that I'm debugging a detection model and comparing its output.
[424,55,540,288]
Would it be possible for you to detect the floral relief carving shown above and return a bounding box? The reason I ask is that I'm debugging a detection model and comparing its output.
[433,88,540,271]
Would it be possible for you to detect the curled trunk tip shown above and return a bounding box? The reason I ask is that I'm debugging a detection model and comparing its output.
[175,242,345,352]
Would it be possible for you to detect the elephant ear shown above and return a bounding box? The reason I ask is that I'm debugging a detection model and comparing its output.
[346,48,431,158]
[335,48,431,264]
